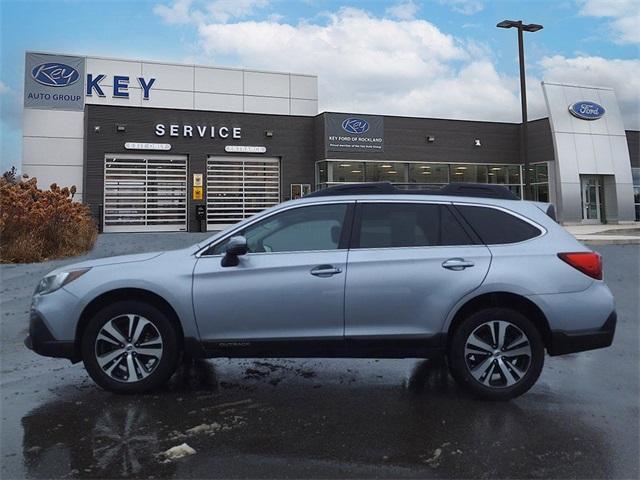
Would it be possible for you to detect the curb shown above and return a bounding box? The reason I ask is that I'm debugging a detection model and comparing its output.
[577,238,640,245]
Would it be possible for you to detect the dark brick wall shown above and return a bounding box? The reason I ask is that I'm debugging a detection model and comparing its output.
[527,118,555,164]
[84,106,560,232]
[85,105,317,231]
[320,113,533,165]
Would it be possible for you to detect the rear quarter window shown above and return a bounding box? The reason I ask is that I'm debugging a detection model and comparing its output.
[455,205,541,245]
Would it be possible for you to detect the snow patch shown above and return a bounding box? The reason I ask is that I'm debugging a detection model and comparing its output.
[160,443,196,462]
[186,422,222,435]
[424,448,442,467]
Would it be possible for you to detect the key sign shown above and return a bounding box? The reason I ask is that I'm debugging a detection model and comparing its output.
[31,63,80,87]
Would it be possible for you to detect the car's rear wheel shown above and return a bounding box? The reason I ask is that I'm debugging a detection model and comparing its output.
[81,301,180,393]
[448,307,544,400]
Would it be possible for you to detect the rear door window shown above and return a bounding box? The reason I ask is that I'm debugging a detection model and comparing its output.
[455,205,541,244]
[352,203,473,248]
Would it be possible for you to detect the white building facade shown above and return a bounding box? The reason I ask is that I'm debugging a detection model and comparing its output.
[542,81,636,224]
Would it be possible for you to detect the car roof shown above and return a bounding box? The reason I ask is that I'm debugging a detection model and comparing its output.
[304,182,519,200]
[290,193,525,208]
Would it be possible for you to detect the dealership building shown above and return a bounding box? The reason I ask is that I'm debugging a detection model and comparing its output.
[22,51,640,232]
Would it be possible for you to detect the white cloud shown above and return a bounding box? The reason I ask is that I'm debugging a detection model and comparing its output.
[153,0,196,24]
[193,7,527,122]
[0,80,22,172]
[539,55,640,128]
[437,0,484,15]
[385,1,419,20]
[578,0,640,44]
[0,81,20,128]
[578,0,637,16]
[206,0,269,23]
[154,2,639,129]
[153,0,269,24]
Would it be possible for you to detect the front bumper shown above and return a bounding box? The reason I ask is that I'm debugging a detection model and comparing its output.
[24,310,78,362]
[548,311,617,356]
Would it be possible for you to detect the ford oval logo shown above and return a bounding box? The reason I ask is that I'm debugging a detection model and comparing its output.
[31,62,80,87]
[342,117,369,135]
[568,101,605,120]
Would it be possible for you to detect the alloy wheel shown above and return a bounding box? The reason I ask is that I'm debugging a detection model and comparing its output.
[94,314,163,383]
[464,320,532,388]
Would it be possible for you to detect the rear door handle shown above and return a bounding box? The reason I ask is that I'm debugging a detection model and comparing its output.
[442,258,475,270]
[310,265,343,277]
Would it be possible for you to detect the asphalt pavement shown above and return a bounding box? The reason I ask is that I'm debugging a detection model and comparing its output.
[1,234,638,479]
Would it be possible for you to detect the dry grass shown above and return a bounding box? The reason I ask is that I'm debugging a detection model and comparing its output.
[0,171,98,263]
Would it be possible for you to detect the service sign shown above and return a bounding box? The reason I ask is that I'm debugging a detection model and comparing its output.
[125,142,171,151]
[24,53,85,110]
[326,113,384,152]
[225,145,265,153]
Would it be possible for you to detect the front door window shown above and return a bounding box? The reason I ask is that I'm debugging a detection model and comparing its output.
[209,203,348,254]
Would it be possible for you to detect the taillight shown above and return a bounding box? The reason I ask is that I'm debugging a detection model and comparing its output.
[558,252,602,280]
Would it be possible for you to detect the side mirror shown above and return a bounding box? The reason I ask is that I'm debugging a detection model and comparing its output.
[221,236,248,267]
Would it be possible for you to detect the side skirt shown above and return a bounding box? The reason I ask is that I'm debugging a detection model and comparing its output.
[186,334,446,359]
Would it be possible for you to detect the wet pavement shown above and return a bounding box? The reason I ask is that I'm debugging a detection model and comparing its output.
[1,236,638,479]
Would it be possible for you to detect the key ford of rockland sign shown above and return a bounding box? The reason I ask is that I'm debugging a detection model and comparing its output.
[326,113,384,152]
[24,52,156,110]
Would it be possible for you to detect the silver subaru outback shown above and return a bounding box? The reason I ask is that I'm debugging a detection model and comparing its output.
[25,183,616,400]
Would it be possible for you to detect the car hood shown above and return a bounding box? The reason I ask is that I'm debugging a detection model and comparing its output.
[47,251,166,276]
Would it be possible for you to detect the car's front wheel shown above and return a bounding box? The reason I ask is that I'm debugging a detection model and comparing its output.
[448,307,545,400]
[81,300,180,393]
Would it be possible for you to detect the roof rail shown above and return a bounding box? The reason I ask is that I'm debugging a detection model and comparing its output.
[305,182,519,200]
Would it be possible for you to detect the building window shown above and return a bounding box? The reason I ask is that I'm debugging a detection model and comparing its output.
[365,162,407,183]
[316,160,528,197]
[407,163,449,185]
[530,162,550,203]
[333,162,365,183]
[317,161,328,184]
[450,164,488,183]
[632,167,640,221]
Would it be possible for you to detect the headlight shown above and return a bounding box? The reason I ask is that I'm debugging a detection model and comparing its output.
[34,268,91,296]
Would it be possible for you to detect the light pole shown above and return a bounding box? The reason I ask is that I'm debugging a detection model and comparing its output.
[497,20,543,200]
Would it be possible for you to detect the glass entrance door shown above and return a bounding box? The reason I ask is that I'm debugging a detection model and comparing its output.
[580,175,603,223]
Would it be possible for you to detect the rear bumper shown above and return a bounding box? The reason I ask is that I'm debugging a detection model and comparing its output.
[24,310,77,362]
[548,310,617,356]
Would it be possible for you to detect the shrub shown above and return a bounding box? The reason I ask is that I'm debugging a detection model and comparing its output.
[0,171,98,263]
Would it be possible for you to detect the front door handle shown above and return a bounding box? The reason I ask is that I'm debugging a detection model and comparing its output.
[310,265,343,277]
[442,258,475,270]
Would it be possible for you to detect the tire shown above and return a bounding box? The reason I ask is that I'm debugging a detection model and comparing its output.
[81,300,180,394]
[448,307,544,400]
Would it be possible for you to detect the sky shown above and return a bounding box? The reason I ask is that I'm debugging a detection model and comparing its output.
[1,0,639,172]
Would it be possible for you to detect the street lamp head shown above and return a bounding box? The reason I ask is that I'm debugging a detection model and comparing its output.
[523,23,544,32]
[497,20,544,32]
[497,20,519,29]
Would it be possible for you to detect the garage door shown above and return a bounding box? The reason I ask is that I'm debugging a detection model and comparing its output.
[103,154,188,233]
[206,156,280,230]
